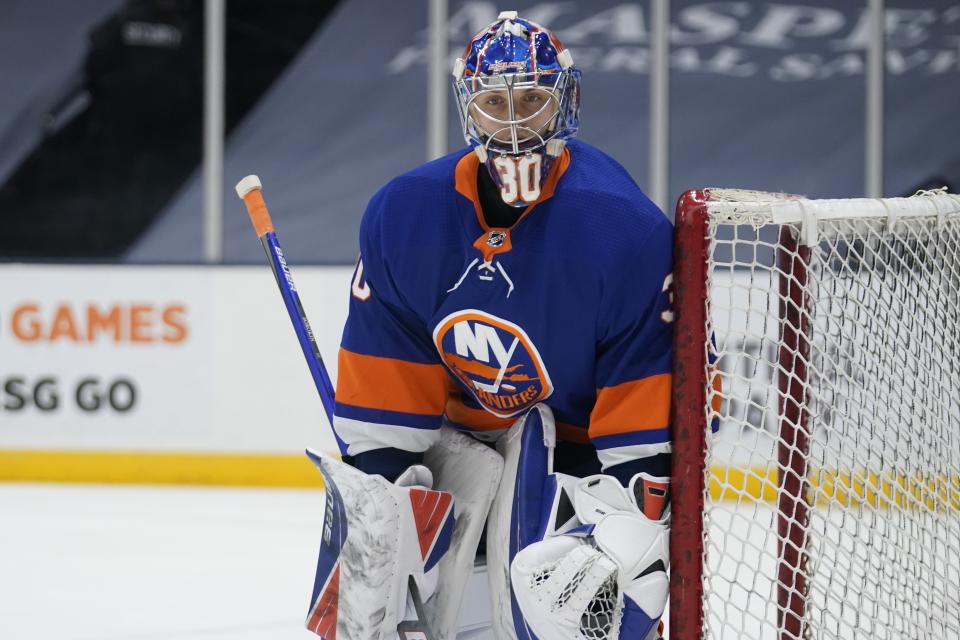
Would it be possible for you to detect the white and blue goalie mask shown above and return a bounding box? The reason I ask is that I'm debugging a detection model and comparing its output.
[453,12,581,206]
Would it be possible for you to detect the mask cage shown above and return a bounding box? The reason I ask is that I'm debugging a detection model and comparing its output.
[454,69,580,158]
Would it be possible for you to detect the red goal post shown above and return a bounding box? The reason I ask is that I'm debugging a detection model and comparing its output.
[669,188,960,640]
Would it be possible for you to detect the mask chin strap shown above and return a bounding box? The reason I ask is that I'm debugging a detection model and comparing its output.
[545,138,566,157]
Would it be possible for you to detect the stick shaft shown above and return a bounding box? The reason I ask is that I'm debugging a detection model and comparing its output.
[238,180,344,454]
[259,232,338,424]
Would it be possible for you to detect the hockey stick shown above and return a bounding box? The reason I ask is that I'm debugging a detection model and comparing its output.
[235,175,339,439]
[235,175,436,640]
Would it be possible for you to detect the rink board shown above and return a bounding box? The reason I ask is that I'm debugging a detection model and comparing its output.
[0,264,348,484]
[2,264,956,496]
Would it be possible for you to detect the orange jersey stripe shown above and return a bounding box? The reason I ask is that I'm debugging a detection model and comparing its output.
[445,396,513,431]
[337,348,449,416]
[589,373,672,438]
[446,394,590,443]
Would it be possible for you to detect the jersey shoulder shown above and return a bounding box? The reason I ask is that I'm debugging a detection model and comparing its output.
[359,149,469,253]
[368,148,466,217]
[556,140,671,258]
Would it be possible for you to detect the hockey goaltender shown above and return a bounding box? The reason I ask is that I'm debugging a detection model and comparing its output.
[305,11,674,640]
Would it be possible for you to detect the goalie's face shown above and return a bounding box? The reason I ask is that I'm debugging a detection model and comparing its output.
[468,85,560,153]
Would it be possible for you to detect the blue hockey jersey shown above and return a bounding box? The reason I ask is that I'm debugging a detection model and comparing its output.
[333,140,673,471]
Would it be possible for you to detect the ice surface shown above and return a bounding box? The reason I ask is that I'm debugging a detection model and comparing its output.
[0,483,495,640]
[8,483,952,639]
[0,484,325,640]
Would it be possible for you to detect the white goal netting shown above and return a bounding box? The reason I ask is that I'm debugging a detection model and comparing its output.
[699,189,960,640]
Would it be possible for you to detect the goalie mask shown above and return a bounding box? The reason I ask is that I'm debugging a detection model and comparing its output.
[453,11,581,207]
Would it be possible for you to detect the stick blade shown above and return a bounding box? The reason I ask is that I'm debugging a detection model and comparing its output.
[397,576,437,640]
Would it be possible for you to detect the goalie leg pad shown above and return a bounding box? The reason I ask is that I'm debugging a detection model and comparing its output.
[421,426,504,640]
[304,451,455,640]
[487,403,574,640]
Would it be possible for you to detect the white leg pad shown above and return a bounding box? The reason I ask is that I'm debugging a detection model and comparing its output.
[421,427,504,640]
[486,404,557,640]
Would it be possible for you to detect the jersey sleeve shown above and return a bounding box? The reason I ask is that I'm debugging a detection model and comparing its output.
[589,214,674,471]
[333,185,450,457]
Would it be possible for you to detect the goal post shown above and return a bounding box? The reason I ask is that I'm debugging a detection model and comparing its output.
[669,188,960,640]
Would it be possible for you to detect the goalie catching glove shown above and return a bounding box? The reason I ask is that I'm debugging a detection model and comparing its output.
[510,473,670,640]
[511,472,671,640]
[486,404,670,640]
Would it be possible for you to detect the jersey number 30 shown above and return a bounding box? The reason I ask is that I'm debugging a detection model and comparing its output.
[494,154,542,204]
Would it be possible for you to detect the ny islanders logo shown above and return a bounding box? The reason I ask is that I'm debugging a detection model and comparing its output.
[433,310,552,418]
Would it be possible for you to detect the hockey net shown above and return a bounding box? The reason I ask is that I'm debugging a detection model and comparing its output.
[670,188,960,640]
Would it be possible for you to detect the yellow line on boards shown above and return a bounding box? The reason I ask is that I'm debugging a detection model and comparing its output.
[2,453,957,511]
[0,450,328,488]
[708,465,960,512]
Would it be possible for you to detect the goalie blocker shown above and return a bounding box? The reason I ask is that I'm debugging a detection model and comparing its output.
[305,427,503,640]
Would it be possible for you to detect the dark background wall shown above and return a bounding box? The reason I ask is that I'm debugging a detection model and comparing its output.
[0,1,957,263]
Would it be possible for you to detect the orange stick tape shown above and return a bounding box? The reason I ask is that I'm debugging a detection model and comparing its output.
[242,189,274,237]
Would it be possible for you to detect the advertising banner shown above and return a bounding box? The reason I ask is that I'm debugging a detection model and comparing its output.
[0,264,350,484]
